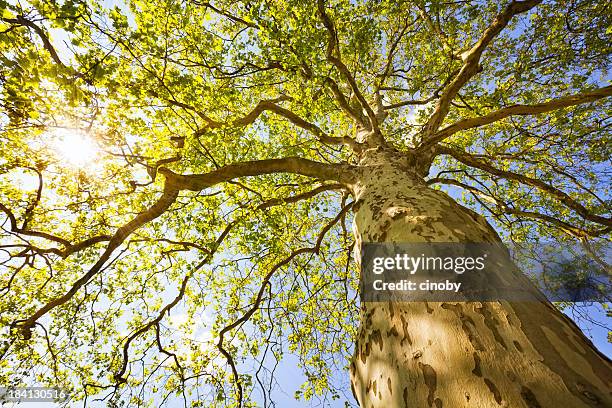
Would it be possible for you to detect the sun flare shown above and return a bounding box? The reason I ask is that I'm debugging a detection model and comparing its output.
[50,128,99,168]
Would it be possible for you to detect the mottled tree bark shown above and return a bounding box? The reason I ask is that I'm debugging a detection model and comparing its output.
[349,149,612,407]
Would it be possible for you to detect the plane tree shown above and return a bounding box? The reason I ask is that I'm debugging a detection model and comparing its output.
[0,0,610,406]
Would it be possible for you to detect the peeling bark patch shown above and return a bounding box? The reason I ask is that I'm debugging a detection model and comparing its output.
[472,352,482,377]
[371,329,383,351]
[352,199,364,212]
[361,341,371,364]
[365,308,375,328]
[419,363,437,407]
[441,303,484,350]
[475,304,507,349]
[576,382,601,404]
[387,325,399,337]
[484,378,502,405]
[513,340,523,353]
[434,398,443,408]
[351,381,358,401]
[387,325,399,338]
[520,386,541,408]
[390,210,411,222]
[403,387,409,408]
[400,314,412,346]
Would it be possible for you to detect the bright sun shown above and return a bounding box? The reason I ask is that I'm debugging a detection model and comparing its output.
[50,128,99,167]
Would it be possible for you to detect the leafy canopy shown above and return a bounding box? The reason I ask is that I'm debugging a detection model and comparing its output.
[0,0,610,406]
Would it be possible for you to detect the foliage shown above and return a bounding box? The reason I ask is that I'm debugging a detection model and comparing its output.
[0,0,610,406]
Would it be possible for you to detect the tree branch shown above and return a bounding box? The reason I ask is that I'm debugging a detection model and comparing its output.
[316,0,381,138]
[428,177,610,237]
[2,14,91,84]
[193,96,359,149]
[0,202,111,257]
[414,3,461,60]
[423,85,612,147]
[382,68,460,110]
[437,145,612,227]
[421,0,542,139]
[159,157,357,191]
[257,183,345,209]
[15,183,180,338]
[324,77,367,125]
[196,1,258,28]
[216,203,352,407]
[15,157,355,335]
[113,221,235,384]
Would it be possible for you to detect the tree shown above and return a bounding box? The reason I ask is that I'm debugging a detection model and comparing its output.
[0,0,610,406]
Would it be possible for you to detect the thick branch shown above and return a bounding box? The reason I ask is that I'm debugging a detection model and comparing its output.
[423,85,612,147]
[317,0,381,137]
[421,0,541,139]
[159,157,357,191]
[3,15,66,68]
[247,101,360,149]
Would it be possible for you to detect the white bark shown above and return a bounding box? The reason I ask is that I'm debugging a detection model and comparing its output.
[348,149,612,407]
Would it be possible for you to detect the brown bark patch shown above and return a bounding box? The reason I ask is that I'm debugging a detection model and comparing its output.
[371,329,383,351]
[484,378,503,405]
[387,325,399,338]
[475,304,507,349]
[419,362,438,407]
[361,341,371,364]
[520,386,542,408]
[513,340,523,353]
[576,382,602,405]
[472,352,482,377]
[441,303,485,350]
[400,314,412,346]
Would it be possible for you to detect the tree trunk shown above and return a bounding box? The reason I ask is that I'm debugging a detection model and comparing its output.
[349,149,612,407]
